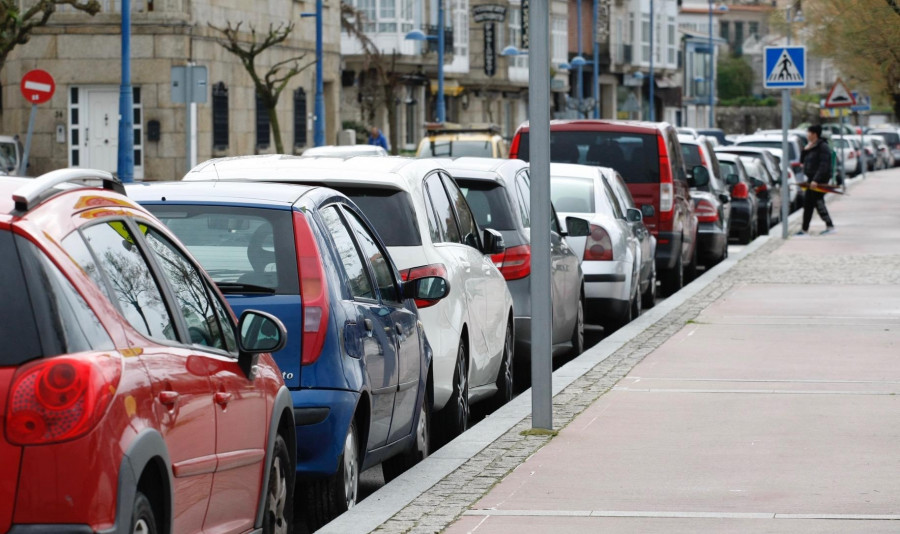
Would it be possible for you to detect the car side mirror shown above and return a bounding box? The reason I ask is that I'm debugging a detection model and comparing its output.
[402,276,450,304]
[565,216,590,237]
[626,208,643,223]
[718,193,730,204]
[641,204,655,218]
[237,310,287,376]
[690,165,710,188]
[482,228,505,255]
[725,173,739,186]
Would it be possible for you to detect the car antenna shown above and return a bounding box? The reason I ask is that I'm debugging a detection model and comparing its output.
[212,162,221,182]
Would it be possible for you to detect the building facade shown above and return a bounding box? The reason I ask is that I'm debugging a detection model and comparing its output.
[1,0,342,181]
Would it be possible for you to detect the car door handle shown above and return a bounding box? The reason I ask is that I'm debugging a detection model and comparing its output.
[364,319,374,332]
[158,391,179,407]
[215,392,233,406]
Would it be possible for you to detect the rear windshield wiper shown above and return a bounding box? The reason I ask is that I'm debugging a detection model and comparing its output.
[215,282,277,294]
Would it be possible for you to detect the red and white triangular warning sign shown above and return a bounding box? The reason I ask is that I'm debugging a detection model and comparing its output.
[824,78,856,108]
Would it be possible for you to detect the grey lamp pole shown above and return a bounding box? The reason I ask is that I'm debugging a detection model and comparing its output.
[780,7,793,239]
[708,0,714,127]
[576,0,584,116]
[117,0,134,182]
[649,0,655,121]
[593,0,600,118]
[406,0,445,123]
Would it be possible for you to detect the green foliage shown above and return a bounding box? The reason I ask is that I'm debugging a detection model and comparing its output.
[0,0,101,70]
[719,96,778,107]
[716,54,754,101]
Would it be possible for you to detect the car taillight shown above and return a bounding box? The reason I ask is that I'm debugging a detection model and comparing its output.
[6,355,121,445]
[791,162,802,172]
[491,244,531,281]
[731,182,749,199]
[294,211,330,366]
[695,199,719,223]
[755,183,768,195]
[509,134,521,159]
[583,225,613,261]
[400,263,448,308]
[657,135,674,221]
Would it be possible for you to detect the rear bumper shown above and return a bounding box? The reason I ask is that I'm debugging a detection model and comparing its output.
[654,231,683,272]
[728,200,754,232]
[8,526,94,534]
[582,260,629,303]
[291,388,359,478]
[584,297,629,324]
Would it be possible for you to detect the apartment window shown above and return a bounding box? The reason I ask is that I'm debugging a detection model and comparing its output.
[735,22,744,55]
[655,16,662,63]
[354,0,414,34]
[641,14,650,63]
[749,21,759,38]
[720,21,730,43]
[358,0,376,31]
[293,88,307,149]
[212,82,228,151]
[552,16,567,66]
[667,17,676,66]
[451,0,469,62]
[508,5,527,69]
[255,92,270,150]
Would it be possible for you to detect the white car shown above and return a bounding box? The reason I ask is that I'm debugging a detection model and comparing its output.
[183,155,515,440]
[300,144,389,158]
[831,137,858,178]
[550,162,642,331]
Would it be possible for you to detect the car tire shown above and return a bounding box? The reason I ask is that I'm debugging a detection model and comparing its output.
[641,266,657,309]
[569,296,585,356]
[758,209,771,236]
[304,421,359,531]
[738,225,753,245]
[630,286,642,319]
[263,434,293,534]
[436,342,469,444]
[606,295,633,334]
[489,323,515,410]
[131,491,158,534]
[661,249,684,297]
[684,244,699,283]
[382,382,430,483]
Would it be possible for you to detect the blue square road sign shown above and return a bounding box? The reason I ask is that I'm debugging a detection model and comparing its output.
[764,46,806,89]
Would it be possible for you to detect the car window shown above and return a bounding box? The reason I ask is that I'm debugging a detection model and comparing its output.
[517,131,661,183]
[425,174,461,244]
[422,185,444,243]
[610,173,636,209]
[458,179,516,231]
[551,176,596,214]
[515,171,531,228]
[705,142,723,181]
[320,206,375,300]
[443,175,481,249]
[145,205,299,295]
[142,225,230,351]
[738,140,797,160]
[343,208,400,303]
[681,143,703,168]
[339,188,422,247]
[600,176,625,219]
[80,221,178,342]
[419,139,493,158]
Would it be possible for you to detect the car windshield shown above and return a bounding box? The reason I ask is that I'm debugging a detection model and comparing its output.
[340,188,423,246]
[419,139,492,157]
[832,138,851,149]
[0,142,18,172]
[517,131,660,183]
[720,160,739,179]
[738,141,797,160]
[681,143,703,167]
[550,176,596,214]
[871,131,899,146]
[144,205,299,294]
[457,179,517,231]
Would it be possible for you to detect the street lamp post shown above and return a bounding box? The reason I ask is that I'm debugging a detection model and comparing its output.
[592,0,600,118]
[576,0,583,115]
[302,0,325,146]
[708,0,714,127]
[406,0,446,123]
[649,0,655,122]
[117,0,134,183]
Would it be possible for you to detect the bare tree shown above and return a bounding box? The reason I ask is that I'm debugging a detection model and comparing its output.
[210,21,315,154]
[0,0,101,76]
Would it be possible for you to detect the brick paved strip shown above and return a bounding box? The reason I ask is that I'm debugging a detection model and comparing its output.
[319,176,873,534]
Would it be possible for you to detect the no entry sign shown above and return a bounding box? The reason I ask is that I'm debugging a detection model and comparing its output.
[20,69,55,104]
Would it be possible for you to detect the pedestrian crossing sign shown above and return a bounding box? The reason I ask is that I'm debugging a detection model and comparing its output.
[764,46,806,89]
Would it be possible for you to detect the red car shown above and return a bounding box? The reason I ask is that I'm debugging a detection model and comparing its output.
[0,170,295,534]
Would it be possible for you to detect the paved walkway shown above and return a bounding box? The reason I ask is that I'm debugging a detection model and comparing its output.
[323,167,900,534]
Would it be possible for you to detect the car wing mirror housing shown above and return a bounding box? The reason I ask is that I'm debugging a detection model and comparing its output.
[402,276,451,305]
[725,173,739,186]
[237,310,287,376]
[626,208,643,223]
[690,165,710,188]
[718,193,731,204]
[482,228,505,255]
[564,216,591,237]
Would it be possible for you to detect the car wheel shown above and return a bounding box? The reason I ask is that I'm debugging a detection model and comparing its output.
[661,249,684,297]
[263,435,293,534]
[738,225,753,245]
[641,266,657,309]
[437,342,469,443]
[630,286,642,319]
[684,244,699,283]
[569,296,585,356]
[304,421,359,531]
[490,323,515,410]
[758,209,771,236]
[382,382,430,482]
[131,491,158,534]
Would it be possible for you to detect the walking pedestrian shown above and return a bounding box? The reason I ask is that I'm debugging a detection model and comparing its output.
[796,124,836,236]
[368,125,389,151]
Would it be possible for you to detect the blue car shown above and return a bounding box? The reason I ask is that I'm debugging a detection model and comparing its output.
[129,181,447,530]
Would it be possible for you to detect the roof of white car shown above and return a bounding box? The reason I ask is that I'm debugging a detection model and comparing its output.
[549,162,607,180]
[300,145,388,157]
[185,155,444,191]
[735,134,799,143]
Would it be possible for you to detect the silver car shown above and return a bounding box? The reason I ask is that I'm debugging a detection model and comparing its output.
[442,158,586,378]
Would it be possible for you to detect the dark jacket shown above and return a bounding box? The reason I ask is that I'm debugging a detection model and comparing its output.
[801,138,832,183]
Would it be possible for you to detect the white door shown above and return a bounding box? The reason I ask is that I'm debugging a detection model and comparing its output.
[86,89,119,172]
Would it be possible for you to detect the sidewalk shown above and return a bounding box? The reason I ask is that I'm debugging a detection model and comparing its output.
[324,167,900,534]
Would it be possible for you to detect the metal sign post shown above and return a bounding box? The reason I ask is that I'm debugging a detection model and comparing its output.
[19,69,56,176]
[528,0,552,430]
[824,79,855,187]
[764,45,805,239]
[171,64,208,173]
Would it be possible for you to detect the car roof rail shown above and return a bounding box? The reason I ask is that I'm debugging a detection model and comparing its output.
[12,168,125,212]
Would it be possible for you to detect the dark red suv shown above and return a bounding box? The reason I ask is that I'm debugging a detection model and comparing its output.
[0,170,295,534]
[510,120,699,294]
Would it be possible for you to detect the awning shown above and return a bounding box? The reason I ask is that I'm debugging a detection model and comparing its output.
[429,79,465,97]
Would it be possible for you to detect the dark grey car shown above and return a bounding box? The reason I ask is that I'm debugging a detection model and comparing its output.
[442,158,585,379]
